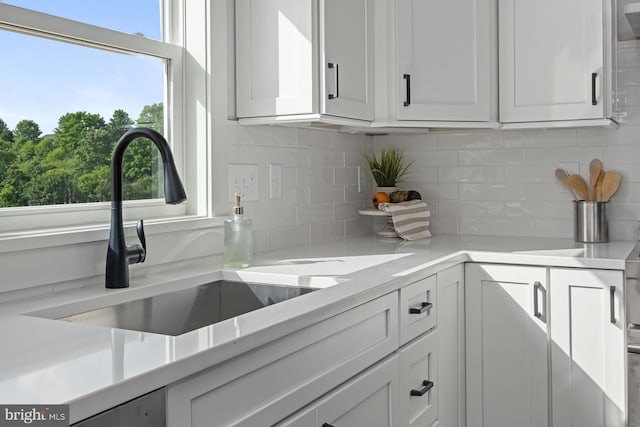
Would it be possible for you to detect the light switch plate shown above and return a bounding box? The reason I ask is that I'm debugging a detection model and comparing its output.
[228,164,259,201]
[269,164,282,199]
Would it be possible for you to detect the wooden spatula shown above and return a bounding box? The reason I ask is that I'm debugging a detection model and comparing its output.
[555,168,578,200]
[594,171,606,201]
[569,174,590,201]
[601,171,622,202]
[589,159,603,201]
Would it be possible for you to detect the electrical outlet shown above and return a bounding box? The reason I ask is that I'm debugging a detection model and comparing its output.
[269,164,282,199]
[228,164,259,201]
[559,162,580,177]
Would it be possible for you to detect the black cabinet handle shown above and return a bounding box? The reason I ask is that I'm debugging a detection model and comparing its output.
[328,63,339,100]
[403,74,411,107]
[322,424,335,427]
[409,302,432,315]
[533,281,546,323]
[610,286,617,324]
[410,380,434,397]
[592,72,598,106]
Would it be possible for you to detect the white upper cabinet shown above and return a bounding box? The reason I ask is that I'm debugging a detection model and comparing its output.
[499,0,611,123]
[235,0,374,122]
[395,0,491,121]
[321,0,374,120]
[236,0,315,118]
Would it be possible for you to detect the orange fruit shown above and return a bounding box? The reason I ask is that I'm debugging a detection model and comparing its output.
[372,191,391,208]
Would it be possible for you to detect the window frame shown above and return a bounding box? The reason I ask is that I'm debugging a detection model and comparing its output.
[0,1,205,236]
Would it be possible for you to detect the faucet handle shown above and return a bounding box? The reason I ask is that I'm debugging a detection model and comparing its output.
[136,219,146,263]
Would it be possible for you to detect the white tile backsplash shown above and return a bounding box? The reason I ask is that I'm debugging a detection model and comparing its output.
[217,126,371,252]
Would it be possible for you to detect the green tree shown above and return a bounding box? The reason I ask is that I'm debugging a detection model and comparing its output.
[136,103,163,133]
[0,104,165,208]
[14,120,41,144]
[0,118,13,143]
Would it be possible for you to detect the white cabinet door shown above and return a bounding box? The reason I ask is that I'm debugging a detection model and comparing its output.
[499,0,604,122]
[396,0,491,121]
[399,331,438,427]
[436,265,465,427]
[321,0,374,120]
[277,355,400,427]
[550,268,625,427]
[465,263,548,427]
[236,0,316,118]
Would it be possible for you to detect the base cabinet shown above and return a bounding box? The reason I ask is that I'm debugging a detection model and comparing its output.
[465,263,549,427]
[466,263,625,427]
[550,268,625,427]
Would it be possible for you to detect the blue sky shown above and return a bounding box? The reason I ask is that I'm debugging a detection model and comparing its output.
[0,1,163,134]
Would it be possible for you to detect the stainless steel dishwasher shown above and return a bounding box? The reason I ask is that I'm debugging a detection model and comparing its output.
[626,242,640,427]
[71,388,165,427]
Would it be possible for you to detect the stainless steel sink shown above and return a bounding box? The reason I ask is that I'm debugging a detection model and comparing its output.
[59,280,315,336]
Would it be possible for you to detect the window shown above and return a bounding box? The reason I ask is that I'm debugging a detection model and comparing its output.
[0,1,194,233]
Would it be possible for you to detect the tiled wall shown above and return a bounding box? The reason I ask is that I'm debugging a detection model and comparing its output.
[373,40,640,241]
[216,123,373,253]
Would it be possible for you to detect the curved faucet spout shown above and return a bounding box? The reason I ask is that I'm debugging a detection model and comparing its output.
[106,127,187,289]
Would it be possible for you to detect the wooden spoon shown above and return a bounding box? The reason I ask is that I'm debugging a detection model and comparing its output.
[555,168,578,200]
[594,171,606,201]
[601,171,622,202]
[568,174,590,201]
[589,159,603,201]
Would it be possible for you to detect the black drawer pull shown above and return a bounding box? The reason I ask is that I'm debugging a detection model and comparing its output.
[409,302,432,315]
[322,424,335,427]
[328,63,339,100]
[410,380,434,397]
[610,286,617,324]
[403,73,411,107]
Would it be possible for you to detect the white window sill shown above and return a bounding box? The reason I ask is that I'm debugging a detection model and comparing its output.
[0,216,225,254]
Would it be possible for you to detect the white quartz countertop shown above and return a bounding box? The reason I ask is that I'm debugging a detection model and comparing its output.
[0,234,635,423]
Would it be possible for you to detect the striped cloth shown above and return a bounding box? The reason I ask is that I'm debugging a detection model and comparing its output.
[378,200,431,240]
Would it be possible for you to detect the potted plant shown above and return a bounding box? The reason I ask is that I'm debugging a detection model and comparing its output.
[363,148,413,193]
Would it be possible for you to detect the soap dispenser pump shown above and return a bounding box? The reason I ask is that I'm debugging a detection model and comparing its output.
[224,193,253,267]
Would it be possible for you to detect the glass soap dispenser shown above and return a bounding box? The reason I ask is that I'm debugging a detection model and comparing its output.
[224,193,253,267]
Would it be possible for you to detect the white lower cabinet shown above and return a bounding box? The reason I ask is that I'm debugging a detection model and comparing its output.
[166,265,466,427]
[550,268,625,427]
[465,263,549,427]
[466,263,625,427]
[276,355,401,427]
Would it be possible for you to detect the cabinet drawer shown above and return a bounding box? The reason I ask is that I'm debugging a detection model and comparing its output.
[399,331,438,427]
[400,275,437,344]
[276,355,400,427]
[167,293,398,427]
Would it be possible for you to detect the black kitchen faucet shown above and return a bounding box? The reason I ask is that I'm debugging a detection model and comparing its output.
[105,127,186,289]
